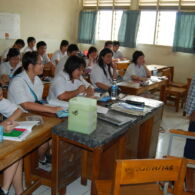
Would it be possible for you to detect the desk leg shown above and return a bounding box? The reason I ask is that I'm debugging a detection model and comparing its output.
[117,135,126,159]
[160,84,166,102]
[91,148,102,195]
[81,150,88,185]
[24,154,32,187]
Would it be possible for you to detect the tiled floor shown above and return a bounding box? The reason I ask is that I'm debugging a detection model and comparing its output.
[8,105,190,195]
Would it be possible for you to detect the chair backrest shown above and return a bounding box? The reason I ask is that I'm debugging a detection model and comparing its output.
[162,68,172,82]
[111,158,186,195]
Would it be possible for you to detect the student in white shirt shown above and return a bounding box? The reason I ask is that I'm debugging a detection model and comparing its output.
[123,51,151,82]
[0,48,22,85]
[112,41,123,59]
[90,48,117,91]
[85,46,98,75]
[8,51,62,164]
[104,41,113,50]
[55,44,79,75]
[23,37,36,53]
[51,40,69,66]
[36,41,55,75]
[0,87,24,195]
[48,55,94,102]
[1,39,25,63]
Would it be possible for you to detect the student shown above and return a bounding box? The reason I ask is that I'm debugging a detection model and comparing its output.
[48,55,94,103]
[0,87,23,195]
[90,48,117,91]
[8,52,62,164]
[0,48,21,85]
[1,39,25,62]
[123,51,151,82]
[85,46,98,74]
[112,41,123,59]
[55,44,79,75]
[104,41,113,50]
[23,37,36,53]
[51,40,69,65]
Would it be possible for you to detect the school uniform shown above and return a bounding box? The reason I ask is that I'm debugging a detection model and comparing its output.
[8,71,43,111]
[113,50,123,59]
[23,46,35,53]
[40,53,51,65]
[85,59,97,74]
[90,64,113,88]
[47,71,91,102]
[55,55,69,75]
[0,61,22,78]
[1,48,10,62]
[51,50,67,65]
[123,63,147,81]
[0,98,18,118]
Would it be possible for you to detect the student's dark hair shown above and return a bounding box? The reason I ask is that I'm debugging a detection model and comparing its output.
[67,44,79,54]
[97,48,113,78]
[113,41,120,46]
[104,41,113,47]
[36,41,47,49]
[60,40,69,48]
[64,55,86,80]
[87,46,98,58]
[6,48,20,61]
[132,50,144,64]
[22,51,39,71]
[14,39,25,47]
[27,37,36,44]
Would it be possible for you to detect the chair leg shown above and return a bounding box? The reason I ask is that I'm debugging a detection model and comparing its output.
[175,98,180,112]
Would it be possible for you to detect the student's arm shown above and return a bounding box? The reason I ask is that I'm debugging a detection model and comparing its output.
[20,102,62,114]
[112,63,118,80]
[96,82,111,91]
[55,59,59,65]
[0,75,10,84]
[143,65,151,77]
[131,75,147,82]
[58,85,86,101]
[7,108,23,121]
[85,86,94,97]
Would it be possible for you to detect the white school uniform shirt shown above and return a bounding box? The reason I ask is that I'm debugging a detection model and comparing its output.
[1,48,10,62]
[55,55,69,75]
[40,53,51,65]
[51,50,67,65]
[8,71,43,110]
[47,71,91,102]
[113,50,123,59]
[90,64,113,88]
[123,63,147,81]
[23,46,35,53]
[0,61,22,78]
[0,98,18,118]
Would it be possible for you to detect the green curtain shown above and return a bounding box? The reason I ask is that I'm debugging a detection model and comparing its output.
[118,10,140,48]
[78,10,97,44]
[173,12,195,53]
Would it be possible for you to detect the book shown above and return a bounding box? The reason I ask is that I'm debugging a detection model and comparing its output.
[3,121,39,141]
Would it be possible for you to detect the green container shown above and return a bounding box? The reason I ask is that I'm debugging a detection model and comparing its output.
[68,97,97,134]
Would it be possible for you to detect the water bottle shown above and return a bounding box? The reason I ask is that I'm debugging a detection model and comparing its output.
[0,125,4,142]
[111,79,118,100]
[153,67,158,76]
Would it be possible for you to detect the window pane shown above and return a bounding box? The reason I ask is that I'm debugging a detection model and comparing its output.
[136,11,156,44]
[95,11,112,40]
[112,10,123,40]
[155,11,176,46]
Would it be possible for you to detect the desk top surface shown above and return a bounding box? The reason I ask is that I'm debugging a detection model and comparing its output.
[52,96,163,149]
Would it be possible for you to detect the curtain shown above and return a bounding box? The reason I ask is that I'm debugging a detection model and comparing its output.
[78,10,97,44]
[118,10,140,48]
[173,12,195,53]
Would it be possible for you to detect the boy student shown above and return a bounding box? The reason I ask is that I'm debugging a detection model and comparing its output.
[1,39,25,62]
[23,37,36,53]
[0,87,24,195]
[51,40,69,65]
[55,44,79,75]
[112,41,123,59]
[104,41,113,50]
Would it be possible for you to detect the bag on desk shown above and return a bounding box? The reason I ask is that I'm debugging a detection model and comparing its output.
[68,97,97,134]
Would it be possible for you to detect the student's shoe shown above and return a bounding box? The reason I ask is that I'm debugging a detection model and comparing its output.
[0,187,8,195]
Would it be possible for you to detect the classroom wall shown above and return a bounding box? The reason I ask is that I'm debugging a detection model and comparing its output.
[78,41,195,83]
[0,0,82,54]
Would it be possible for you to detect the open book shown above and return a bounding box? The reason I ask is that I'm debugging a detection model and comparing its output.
[3,121,39,141]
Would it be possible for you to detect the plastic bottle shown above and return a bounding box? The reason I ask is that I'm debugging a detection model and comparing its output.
[111,79,118,100]
[153,67,158,76]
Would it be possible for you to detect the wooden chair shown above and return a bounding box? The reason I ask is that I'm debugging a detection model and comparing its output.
[162,68,188,112]
[116,63,129,77]
[95,158,187,195]
[168,129,195,193]
[47,53,53,60]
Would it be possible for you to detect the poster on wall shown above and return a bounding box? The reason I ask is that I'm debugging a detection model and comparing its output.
[0,13,20,39]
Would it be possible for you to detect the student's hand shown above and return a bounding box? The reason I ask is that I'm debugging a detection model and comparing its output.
[78,85,86,94]
[49,106,64,114]
[1,75,9,84]
[85,87,94,97]
[3,121,18,133]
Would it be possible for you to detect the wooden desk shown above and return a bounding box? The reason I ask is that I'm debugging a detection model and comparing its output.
[51,96,163,195]
[118,79,168,102]
[116,60,130,76]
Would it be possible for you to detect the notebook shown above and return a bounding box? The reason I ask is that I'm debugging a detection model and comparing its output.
[3,121,39,141]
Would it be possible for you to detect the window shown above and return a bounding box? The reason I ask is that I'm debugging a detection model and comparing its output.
[137,10,176,46]
[95,10,123,40]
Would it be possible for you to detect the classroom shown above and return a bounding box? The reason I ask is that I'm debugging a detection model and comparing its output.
[0,0,195,194]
